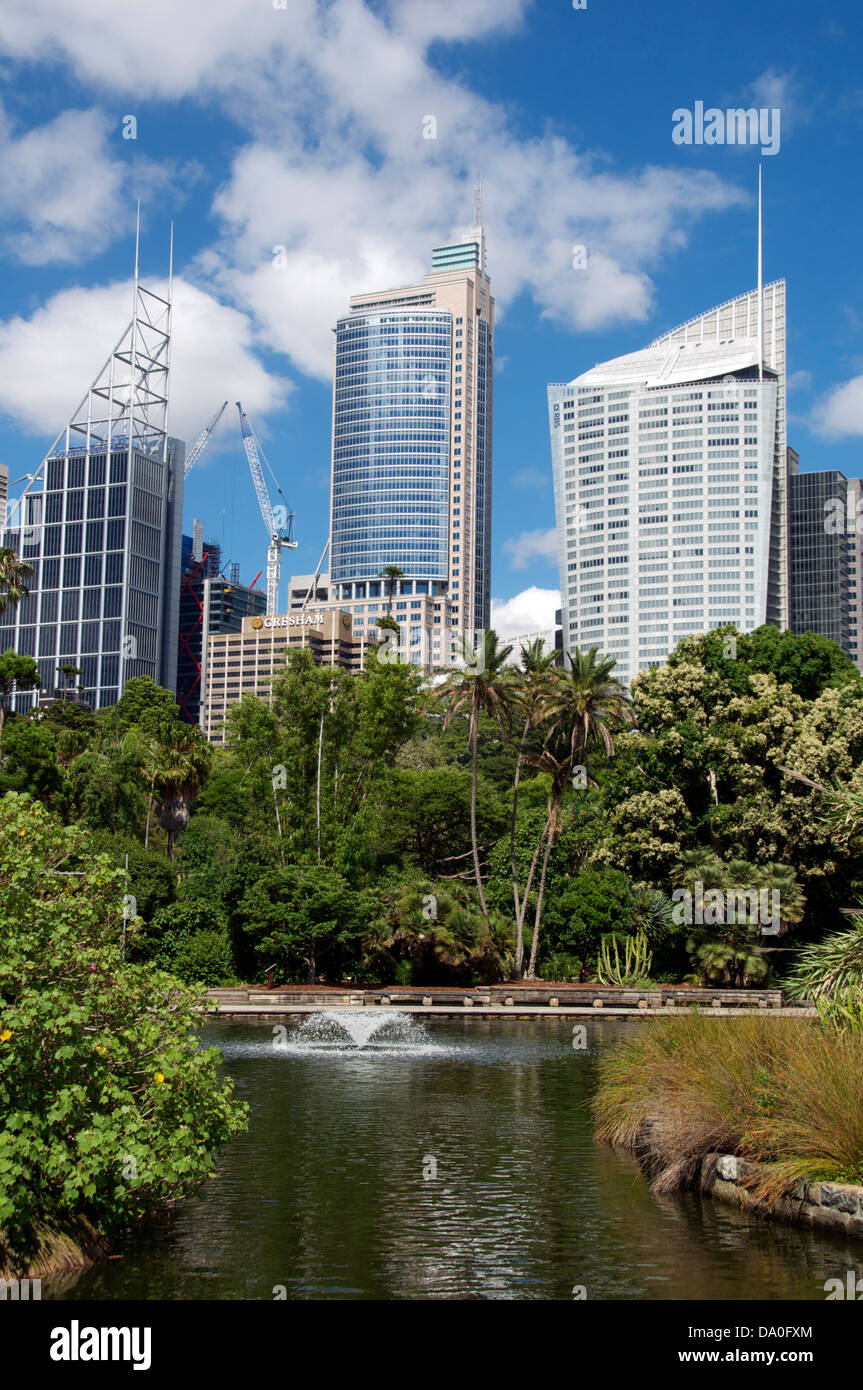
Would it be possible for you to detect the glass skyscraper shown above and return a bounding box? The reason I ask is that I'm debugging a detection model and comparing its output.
[331,308,452,584]
[548,283,788,683]
[0,267,184,710]
[789,460,863,669]
[328,220,494,665]
[1,439,184,710]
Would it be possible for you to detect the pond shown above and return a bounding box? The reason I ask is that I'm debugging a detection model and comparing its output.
[45,1014,863,1301]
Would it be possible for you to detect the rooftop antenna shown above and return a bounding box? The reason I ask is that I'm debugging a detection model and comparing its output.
[472,176,486,274]
[757,164,763,383]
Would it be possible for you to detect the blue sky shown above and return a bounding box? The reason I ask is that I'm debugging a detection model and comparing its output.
[0,0,861,632]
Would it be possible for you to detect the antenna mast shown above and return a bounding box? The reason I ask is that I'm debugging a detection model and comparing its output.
[757,165,763,383]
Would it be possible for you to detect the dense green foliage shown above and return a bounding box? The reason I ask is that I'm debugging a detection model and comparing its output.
[1,624,862,989]
[0,793,247,1273]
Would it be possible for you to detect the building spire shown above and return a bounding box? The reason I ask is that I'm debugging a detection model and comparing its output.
[757,164,763,382]
[472,176,486,275]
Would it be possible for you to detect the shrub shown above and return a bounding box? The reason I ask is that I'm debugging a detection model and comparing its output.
[143,900,227,971]
[783,919,863,1002]
[538,952,583,983]
[0,792,247,1274]
[169,930,236,987]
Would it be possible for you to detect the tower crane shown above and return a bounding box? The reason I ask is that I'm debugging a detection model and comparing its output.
[184,400,228,478]
[236,402,297,615]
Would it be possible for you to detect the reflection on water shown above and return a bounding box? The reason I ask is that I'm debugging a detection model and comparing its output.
[46,1017,863,1301]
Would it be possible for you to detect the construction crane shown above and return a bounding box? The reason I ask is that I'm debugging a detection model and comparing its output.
[301,537,330,612]
[184,400,228,478]
[236,402,297,615]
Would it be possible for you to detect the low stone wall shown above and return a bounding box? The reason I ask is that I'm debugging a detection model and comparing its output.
[701,1152,863,1241]
[207,984,789,1010]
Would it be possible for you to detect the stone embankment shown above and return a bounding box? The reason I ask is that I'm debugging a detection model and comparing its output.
[701,1153,863,1240]
[204,984,815,1018]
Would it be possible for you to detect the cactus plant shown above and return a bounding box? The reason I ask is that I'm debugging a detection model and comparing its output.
[596,932,653,987]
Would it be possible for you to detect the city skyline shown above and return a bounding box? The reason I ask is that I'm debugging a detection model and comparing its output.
[0,1,862,640]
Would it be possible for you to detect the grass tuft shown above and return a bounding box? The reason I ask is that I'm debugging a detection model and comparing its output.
[593,1014,863,1204]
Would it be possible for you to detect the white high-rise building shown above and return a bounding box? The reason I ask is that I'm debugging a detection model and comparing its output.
[548,282,788,683]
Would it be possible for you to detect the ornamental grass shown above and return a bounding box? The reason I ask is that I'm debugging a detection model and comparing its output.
[592,1014,863,1203]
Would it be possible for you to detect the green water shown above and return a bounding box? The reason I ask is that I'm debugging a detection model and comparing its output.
[45,1015,863,1301]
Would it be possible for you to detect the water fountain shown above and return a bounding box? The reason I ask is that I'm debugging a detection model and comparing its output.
[294,1009,429,1050]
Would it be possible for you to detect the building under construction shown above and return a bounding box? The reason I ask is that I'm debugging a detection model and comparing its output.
[176,523,266,725]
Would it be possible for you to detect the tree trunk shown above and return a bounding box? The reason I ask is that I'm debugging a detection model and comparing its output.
[470,704,488,918]
[316,710,324,865]
[510,718,529,953]
[513,812,551,978]
[526,819,556,980]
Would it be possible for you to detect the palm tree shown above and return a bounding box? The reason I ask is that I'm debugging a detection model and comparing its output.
[379,565,404,619]
[150,719,212,857]
[57,663,83,700]
[510,638,558,977]
[438,629,515,917]
[0,547,34,617]
[523,647,631,978]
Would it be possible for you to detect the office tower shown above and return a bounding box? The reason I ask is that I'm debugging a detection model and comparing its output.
[548,282,787,683]
[202,609,363,743]
[177,528,267,725]
[328,198,493,666]
[789,462,861,669]
[0,246,183,710]
[0,464,8,523]
[847,478,863,672]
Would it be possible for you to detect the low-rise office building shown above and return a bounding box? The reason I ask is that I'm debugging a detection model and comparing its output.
[201,608,363,742]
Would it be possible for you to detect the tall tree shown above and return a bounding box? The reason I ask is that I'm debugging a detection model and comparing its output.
[0,649,40,739]
[509,639,558,975]
[151,719,212,857]
[0,547,34,618]
[524,647,631,977]
[379,565,405,619]
[438,629,515,917]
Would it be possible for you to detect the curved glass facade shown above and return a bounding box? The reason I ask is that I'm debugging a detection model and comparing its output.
[331,309,451,583]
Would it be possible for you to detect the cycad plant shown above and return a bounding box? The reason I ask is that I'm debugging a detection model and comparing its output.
[629,888,675,944]
[784,917,863,1003]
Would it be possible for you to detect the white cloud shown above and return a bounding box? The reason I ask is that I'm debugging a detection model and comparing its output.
[0,0,747,390]
[810,376,863,438]
[0,0,528,101]
[0,0,306,100]
[0,278,291,445]
[0,103,196,265]
[492,587,560,637]
[786,369,812,392]
[512,467,550,490]
[745,68,802,132]
[0,2,745,359]
[503,527,558,570]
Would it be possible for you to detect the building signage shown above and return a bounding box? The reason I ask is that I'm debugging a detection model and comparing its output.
[251,613,326,631]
